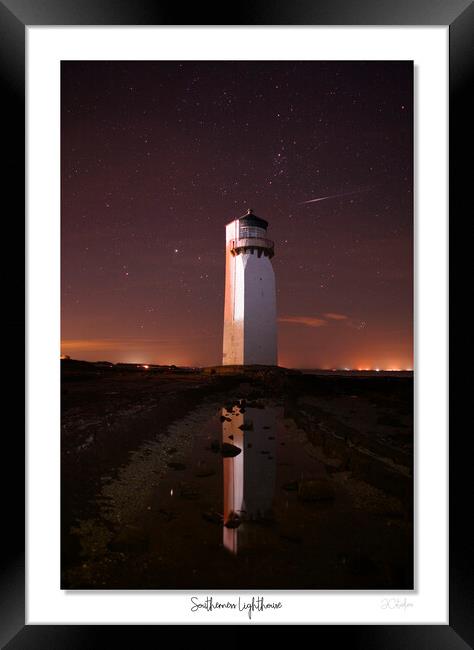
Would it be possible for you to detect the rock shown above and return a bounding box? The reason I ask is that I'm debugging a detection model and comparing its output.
[220,415,231,422]
[202,511,223,525]
[298,479,335,501]
[167,462,186,471]
[238,422,253,431]
[221,443,241,457]
[225,519,240,529]
[157,509,176,522]
[224,512,241,529]
[228,434,234,440]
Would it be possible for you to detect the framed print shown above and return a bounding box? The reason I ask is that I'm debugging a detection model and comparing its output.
[3,0,471,644]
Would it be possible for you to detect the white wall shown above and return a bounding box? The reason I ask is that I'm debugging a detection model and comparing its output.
[242,252,277,365]
[222,218,277,365]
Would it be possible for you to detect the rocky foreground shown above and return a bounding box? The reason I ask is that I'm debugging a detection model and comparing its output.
[61,360,413,589]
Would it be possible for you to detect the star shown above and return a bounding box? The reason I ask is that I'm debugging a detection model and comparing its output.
[61,60,413,369]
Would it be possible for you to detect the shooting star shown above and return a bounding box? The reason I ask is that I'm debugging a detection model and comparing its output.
[299,187,371,205]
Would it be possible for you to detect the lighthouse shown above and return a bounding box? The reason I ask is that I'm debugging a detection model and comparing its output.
[222,209,277,366]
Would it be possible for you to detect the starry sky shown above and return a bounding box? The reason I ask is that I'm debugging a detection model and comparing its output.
[61,61,413,370]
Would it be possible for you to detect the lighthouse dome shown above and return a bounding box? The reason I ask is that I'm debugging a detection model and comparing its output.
[238,208,268,230]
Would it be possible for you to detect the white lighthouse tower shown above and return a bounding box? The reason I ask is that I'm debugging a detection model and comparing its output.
[222,209,277,366]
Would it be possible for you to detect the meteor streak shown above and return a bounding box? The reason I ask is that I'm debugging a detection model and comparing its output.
[299,187,371,205]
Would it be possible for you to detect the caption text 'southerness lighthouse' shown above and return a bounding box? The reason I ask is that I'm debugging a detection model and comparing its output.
[222,209,277,365]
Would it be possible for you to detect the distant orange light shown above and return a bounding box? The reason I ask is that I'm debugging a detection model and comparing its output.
[142,364,150,369]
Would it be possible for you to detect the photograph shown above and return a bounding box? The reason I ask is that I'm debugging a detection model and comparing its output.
[60,60,414,590]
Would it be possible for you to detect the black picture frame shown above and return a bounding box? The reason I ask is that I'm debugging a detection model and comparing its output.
[5,0,471,644]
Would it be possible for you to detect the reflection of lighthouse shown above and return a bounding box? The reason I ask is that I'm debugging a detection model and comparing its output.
[222,403,278,554]
[222,209,277,365]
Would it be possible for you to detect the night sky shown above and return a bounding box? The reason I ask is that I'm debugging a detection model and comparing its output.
[61,61,413,369]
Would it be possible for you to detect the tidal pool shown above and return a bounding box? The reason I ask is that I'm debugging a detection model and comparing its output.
[69,396,413,589]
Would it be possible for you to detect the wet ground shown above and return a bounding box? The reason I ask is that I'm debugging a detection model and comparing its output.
[61,362,413,590]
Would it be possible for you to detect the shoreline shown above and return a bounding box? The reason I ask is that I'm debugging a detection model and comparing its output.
[61,360,413,589]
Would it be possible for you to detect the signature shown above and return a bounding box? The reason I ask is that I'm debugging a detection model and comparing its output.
[380,597,414,611]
